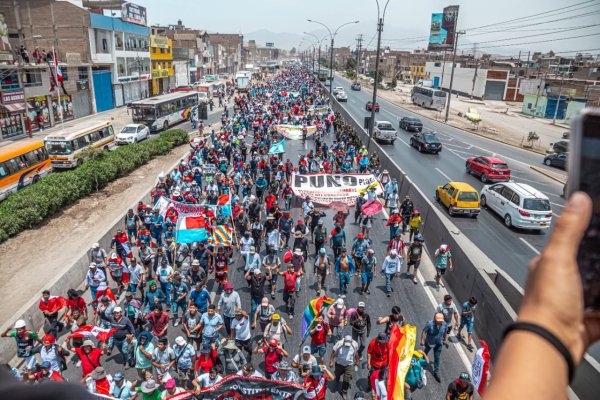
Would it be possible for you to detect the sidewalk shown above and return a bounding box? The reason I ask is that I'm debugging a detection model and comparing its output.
[350,74,568,152]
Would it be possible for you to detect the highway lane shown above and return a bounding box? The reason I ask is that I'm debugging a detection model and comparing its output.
[333,77,565,285]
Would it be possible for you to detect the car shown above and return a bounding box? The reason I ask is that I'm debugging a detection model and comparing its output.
[410,131,442,154]
[543,153,567,170]
[335,90,348,102]
[333,86,344,95]
[465,156,511,183]
[546,139,569,154]
[435,182,480,217]
[366,101,380,112]
[399,116,423,132]
[373,121,397,144]
[116,124,150,145]
[351,82,362,91]
[480,181,552,230]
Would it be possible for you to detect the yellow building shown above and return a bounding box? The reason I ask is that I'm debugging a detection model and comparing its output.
[149,34,174,95]
[410,65,426,81]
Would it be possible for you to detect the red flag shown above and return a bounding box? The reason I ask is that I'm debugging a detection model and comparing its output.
[95,287,116,302]
[472,339,491,395]
[70,325,118,342]
[39,296,68,314]
[361,200,383,216]
[218,194,230,205]
[54,49,63,83]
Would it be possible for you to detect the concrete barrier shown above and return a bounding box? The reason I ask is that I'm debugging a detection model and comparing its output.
[327,89,599,398]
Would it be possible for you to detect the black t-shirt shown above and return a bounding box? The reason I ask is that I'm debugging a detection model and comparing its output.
[447,381,474,400]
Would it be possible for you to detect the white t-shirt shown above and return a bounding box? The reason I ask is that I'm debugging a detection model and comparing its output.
[156,265,173,283]
[196,373,222,388]
[231,316,252,341]
[292,353,317,369]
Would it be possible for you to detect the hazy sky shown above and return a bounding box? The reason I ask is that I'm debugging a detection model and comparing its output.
[70,0,600,56]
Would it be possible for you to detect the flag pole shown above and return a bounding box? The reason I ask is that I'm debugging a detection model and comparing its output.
[52,47,64,128]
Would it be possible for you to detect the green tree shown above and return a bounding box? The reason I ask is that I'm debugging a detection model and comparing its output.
[345,58,356,71]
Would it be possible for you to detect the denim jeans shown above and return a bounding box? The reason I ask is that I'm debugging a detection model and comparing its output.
[385,272,396,293]
[172,300,187,316]
[250,296,261,322]
[160,282,171,305]
[423,342,443,374]
[108,336,131,365]
[339,272,351,295]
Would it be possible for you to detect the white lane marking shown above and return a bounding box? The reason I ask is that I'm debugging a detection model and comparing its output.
[550,201,565,208]
[443,142,472,149]
[435,167,453,182]
[446,148,467,161]
[519,237,541,255]
[349,99,356,104]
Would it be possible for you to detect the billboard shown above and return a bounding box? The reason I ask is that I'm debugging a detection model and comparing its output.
[82,0,124,9]
[428,5,459,52]
[121,2,147,26]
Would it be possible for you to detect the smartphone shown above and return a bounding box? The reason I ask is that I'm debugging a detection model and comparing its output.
[568,108,600,314]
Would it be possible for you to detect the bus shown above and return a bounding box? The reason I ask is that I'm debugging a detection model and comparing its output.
[318,69,331,82]
[0,141,52,201]
[130,91,198,133]
[411,86,447,110]
[44,120,114,169]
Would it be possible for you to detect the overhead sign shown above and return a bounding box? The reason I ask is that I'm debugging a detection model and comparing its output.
[428,5,460,52]
[266,42,274,48]
[275,124,316,140]
[291,173,384,205]
[150,35,169,49]
[1,90,25,104]
[121,2,147,26]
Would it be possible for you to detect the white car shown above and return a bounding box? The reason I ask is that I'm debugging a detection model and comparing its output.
[116,124,150,145]
[333,86,344,95]
[335,90,348,102]
[480,181,552,231]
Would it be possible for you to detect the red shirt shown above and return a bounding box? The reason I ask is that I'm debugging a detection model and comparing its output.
[195,349,218,374]
[145,312,169,337]
[67,297,87,313]
[261,346,283,374]
[304,376,328,400]
[33,370,64,382]
[282,271,298,292]
[94,377,111,394]
[367,339,389,368]
[311,322,330,346]
[75,347,103,376]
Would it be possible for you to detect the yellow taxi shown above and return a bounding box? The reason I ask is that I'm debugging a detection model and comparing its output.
[435,181,480,218]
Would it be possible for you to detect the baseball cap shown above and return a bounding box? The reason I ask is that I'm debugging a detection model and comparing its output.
[113,372,125,381]
[261,297,269,306]
[82,339,94,347]
[434,313,444,322]
[357,233,364,239]
[336,298,344,309]
[40,361,51,369]
[112,307,122,313]
[459,372,471,382]
[175,336,186,346]
[358,301,365,308]
[302,345,311,354]
[344,335,353,345]
[272,313,281,320]
[319,248,326,255]
[377,332,388,343]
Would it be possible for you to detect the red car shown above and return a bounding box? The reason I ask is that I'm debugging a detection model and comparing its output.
[465,156,511,183]
[366,101,380,112]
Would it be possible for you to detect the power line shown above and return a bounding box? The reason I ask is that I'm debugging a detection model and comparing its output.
[474,31,600,50]
[457,24,600,47]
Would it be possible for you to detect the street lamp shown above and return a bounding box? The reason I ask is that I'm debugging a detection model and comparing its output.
[307,19,359,96]
[303,32,328,77]
[367,0,391,151]
[301,37,317,73]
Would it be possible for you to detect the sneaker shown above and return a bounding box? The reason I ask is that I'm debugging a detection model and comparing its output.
[174,318,180,327]
[386,292,390,297]
[289,314,294,320]
[433,372,441,382]
[271,293,276,299]
[365,289,370,294]
[413,278,418,284]
[466,344,474,352]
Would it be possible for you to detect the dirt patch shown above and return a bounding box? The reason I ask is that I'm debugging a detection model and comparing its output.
[0,145,188,323]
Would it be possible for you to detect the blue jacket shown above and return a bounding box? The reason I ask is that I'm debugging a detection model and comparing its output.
[335,255,355,274]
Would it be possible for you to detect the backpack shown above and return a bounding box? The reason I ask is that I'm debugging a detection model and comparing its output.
[314,227,325,242]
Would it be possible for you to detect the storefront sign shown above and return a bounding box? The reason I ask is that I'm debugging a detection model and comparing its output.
[150,34,169,49]
[121,2,147,26]
[275,124,316,140]
[1,90,24,104]
[51,95,75,122]
[291,173,384,205]
[26,96,51,132]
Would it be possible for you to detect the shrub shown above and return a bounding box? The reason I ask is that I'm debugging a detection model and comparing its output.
[0,128,189,243]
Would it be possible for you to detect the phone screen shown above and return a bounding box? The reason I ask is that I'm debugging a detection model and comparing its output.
[577,113,600,312]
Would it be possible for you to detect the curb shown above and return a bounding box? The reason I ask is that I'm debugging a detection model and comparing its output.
[529,165,566,184]
[337,73,548,156]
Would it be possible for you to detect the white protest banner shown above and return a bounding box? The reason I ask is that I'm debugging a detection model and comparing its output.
[153,197,218,217]
[202,163,217,174]
[291,173,383,205]
[276,124,317,140]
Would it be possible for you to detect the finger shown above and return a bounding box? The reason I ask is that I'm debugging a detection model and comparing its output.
[542,192,592,261]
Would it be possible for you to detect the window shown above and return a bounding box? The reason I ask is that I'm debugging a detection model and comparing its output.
[510,193,520,206]
[1,69,19,90]
[78,67,89,81]
[102,38,108,52]
[500,187,514,200]
[523,198,551,211]
[115,33,123,50]
[458,191,479,202]
[23,69,43,87]
[491,184,503,194]
[160,48,164,54]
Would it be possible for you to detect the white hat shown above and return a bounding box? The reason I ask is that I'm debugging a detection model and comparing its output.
[14,319,26,329]
[112,307,122,313]
[92,243,100,249]
[294,248,303,256]
[302,345,311,354]
[175,336,186,346]
[358,301,366,308]
[390,249,398,256]
[110,252,117,258]
[336,298,344,309]
[89,263,97,269]
[253,268,262,275]
[440,244,448,251]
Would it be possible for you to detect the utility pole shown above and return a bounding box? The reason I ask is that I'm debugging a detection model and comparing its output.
[329,38,334,95]
[355,34,362,82]
[552,60,571,124]
[439,51,447,89]
[524,51,531,78]
[367,17,384,150]
[470,43,478,99]
[444,29,465,123]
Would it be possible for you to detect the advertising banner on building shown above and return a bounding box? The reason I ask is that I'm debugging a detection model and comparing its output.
[0,13,12,61]
[121,2,147,26]
[51,95,75,122]
[428,5,459,52]
[291,173,384,205]
[275,124,316,140]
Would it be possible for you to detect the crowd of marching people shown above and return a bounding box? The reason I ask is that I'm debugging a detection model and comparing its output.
[2,65,479,400]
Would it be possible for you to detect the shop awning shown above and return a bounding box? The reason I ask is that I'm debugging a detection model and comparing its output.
[0,102,26,114]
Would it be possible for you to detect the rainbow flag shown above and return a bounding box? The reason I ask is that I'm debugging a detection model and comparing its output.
[387,324,417,400]
[301,296,335,340]
[211,225,232,247]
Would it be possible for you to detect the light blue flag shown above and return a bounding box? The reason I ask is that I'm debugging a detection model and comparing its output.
[268,139,285,155]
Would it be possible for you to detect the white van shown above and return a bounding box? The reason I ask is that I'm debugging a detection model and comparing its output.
[480,181,552,231]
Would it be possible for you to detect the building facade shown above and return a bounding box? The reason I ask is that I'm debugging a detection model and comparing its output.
[149,31,173,95]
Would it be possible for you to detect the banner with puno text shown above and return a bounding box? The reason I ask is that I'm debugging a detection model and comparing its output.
[291,173,383,205]
[276,124,316,140]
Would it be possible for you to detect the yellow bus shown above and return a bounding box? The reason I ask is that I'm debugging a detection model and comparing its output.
[44,120,114,169]
[0,141,52,201]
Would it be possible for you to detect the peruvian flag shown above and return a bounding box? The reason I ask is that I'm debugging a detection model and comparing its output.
[39,296,68,314]
[472,339,491,395]
[108,255,130,285]
[95,287,116,302]
[54,49,63,83]
[71,325,118,342]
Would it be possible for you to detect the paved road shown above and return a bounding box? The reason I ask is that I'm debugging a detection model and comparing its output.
[54,126,477,399]
[332,77,566,286]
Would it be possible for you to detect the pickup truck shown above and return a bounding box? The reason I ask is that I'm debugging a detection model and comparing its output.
[373,121,398,144]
